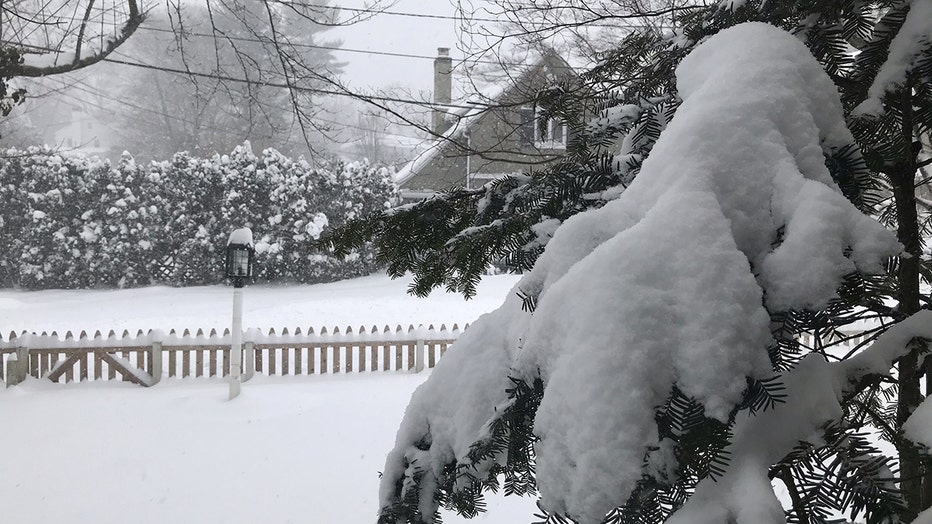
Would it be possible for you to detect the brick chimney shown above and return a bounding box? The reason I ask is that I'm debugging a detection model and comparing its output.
[432,47,453,134]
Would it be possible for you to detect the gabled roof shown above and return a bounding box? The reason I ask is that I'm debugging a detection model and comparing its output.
[395,49,575,187]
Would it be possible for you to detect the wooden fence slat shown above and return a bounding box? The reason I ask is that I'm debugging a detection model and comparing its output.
[356,326,366,373]
[196,349,204,378]
[331,327,341,374]
[210,348,218,377]
[393,326,403,371]
[64,357,74,383]
[382,327,391,371]
[282,328,291,376]
[183,350,191,378]
[80,352,89,381]
[94,350,103,380]
[319,327,327,374]
[41,351,51,381]
[294,328,303,374]
[267,329,277,375]
[344,326,353,373]
[222,348,230,377]
[168,351,176,378]
[369,327,379,372]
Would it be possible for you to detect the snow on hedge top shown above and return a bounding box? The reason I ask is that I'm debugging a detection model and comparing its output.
[379,22,900,524]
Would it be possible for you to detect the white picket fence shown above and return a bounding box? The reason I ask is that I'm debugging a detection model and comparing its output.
[0,325,873,388]
[0,324,466,387]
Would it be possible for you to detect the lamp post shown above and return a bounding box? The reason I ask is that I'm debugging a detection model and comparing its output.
[225,227,254,400]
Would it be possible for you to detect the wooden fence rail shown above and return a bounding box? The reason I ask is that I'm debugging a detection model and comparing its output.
[0,323,466,387]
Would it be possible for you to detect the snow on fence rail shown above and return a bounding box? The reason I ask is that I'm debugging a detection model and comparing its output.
[0,324,466,387]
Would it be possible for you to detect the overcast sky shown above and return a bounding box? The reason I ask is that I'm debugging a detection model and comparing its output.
[327,1,461,96]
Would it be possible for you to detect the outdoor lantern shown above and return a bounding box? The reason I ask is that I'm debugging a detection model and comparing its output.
[225,228,255,288]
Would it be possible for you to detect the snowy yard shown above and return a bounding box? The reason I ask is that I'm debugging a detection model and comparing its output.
[0,272,521,336]
[0,273,538,523]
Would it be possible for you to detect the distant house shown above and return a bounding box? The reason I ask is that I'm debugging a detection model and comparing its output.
[52,107,115,157]
[396,48,577,199]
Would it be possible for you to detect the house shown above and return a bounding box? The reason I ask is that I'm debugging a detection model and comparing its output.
[51,107,115,157]
[395,47,577,199]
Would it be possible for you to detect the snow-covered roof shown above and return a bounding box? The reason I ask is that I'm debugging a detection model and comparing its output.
[394,84,504,186]
[394,50,574,187]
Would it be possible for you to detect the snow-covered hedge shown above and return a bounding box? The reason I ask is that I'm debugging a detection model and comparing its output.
[0,143,395,289]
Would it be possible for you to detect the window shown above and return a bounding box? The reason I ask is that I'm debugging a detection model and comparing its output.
[535,106,567,147]
[520,105,567,149]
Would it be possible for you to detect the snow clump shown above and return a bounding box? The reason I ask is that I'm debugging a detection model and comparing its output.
[379,22,900,524]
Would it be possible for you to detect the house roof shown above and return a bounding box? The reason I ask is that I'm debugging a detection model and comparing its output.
[394,49,575,187]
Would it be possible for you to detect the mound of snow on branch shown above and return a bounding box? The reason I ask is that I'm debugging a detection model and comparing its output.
[379,22,900,524]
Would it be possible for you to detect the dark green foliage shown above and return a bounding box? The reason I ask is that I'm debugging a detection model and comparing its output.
[0,145,394,289]
[320,96,676,298]
[378,376,544,524]
[775,422,906,524]
[0,47,26,122]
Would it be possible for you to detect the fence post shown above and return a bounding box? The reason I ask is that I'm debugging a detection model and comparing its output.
[415,326,426,373]
[7,346,28,387]
[244,341,255,381]
[150,341,163,385]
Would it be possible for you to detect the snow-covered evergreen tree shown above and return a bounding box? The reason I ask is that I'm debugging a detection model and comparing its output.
[376,23,929,524]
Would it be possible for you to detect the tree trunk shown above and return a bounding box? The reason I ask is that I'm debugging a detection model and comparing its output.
[891,83,924,521]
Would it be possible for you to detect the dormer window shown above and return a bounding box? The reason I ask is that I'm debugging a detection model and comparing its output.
[520,105,567,149]
[535,105,566,148]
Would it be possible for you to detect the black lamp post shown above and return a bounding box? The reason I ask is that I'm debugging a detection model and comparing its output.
[226,227,254,399]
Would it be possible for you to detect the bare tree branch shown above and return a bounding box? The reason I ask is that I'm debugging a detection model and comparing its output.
[11,0,143,77]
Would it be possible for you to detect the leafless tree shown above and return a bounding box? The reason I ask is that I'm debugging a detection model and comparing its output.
[2,0,144,76]
[0,0,398,156]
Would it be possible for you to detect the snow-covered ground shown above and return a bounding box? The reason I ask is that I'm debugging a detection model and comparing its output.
[0,273,538,523]
[0,272,519,336]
